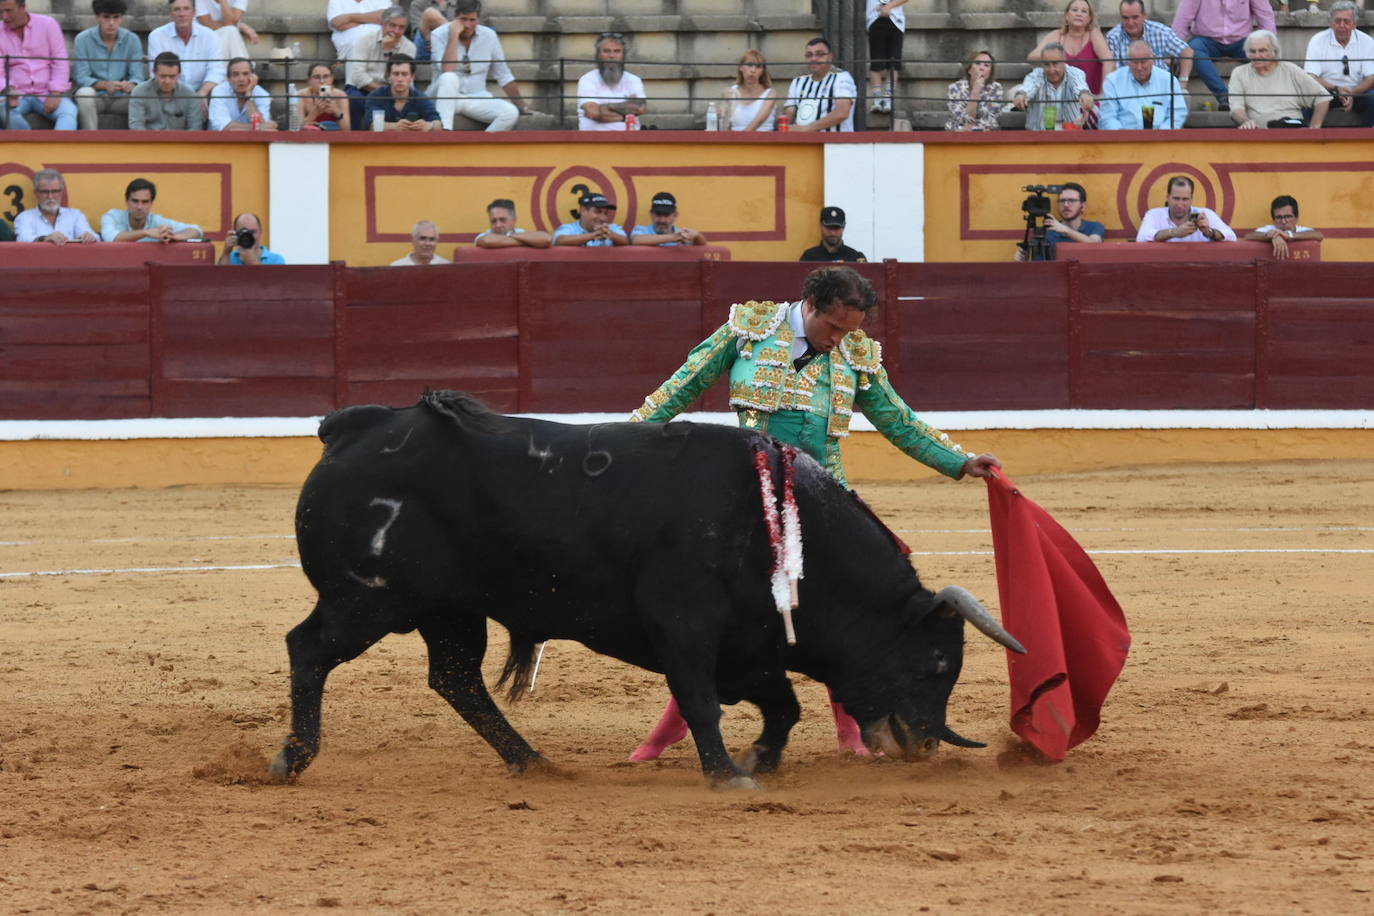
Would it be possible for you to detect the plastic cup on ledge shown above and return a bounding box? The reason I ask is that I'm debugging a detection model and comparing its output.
[371,110,385,132]
[1043,104,1057,130]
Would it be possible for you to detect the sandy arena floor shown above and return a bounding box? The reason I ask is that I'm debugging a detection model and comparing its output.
[1,460,1372,914]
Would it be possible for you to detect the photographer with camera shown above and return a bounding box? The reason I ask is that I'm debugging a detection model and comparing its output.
[1016,182,1103,261]
[217,212,285,264]
[1136,175,1235,242]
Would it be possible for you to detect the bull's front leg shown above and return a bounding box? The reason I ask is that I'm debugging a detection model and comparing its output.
[418,614,544,773]
[666,672,759,790]
[733,671,801,776]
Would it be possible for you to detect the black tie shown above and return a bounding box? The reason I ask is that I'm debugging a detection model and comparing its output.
[793,341,817,371]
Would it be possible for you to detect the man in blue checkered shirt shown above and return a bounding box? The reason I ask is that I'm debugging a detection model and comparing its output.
[1106,0,1195,87]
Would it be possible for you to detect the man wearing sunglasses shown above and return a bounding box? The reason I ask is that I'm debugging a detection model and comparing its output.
[1303,0,1374,127]
[428,0,527,130]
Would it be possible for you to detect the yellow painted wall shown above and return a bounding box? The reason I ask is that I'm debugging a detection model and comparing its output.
[326,139,826,265]
[923,134,1374,262]
[0,141,270,244]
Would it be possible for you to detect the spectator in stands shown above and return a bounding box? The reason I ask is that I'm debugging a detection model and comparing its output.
[219,211,285,264]
[14,169,98,243]
[475,198,551,248]
[1172,0,1274,110]
[0,215,13,241]
[1244,194,1324,259]
[1014,182,1104,260]
[346,6,414,129]
[429,0,528,131]
[129,52,205,130]
[1028,0,1115,96]
[0,0,77,130]
[328,0,390,60]
[1304,1,1374,128]
[945,49,1004,131]
[209,57,276,130]
[1136,175,1236,242]
[722,49,776,131]
[409,0,454,63]
[301,62,350,130]
[74,0,143,131]
[147,0,223,114]
[799,206,866,262]
[1099,40,1188,129]
[866,0,907,114]
[784,37,856,132]
[577,32,645,131]
[391,219,448,264]
[195,0,258,63]
[1230,30,1328,129]
[365,55,442,130]
[553,192,628,247]
[631,192,708,247]
[101,178,203,242]
[1106,0,1193,83]
[1012,44,1095,130]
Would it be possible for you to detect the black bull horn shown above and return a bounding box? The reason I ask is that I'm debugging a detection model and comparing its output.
[933,585,1027,655]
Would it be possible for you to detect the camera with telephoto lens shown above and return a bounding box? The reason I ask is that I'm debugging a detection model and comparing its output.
[1018,184,1065,261]
[235,227,256,249]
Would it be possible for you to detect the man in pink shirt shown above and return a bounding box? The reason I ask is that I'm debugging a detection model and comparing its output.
[1173,0,1274,111]
[0,0,77,130]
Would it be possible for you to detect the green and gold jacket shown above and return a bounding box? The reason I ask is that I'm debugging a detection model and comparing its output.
[630,299,972,487]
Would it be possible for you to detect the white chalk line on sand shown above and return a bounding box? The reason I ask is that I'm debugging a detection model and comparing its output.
[3,548,1373,579]
[2,525,1370,549]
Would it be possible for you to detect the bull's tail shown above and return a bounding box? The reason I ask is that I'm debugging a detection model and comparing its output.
[496,636,539,702]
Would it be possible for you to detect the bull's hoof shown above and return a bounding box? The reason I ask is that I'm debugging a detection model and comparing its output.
[268,738,314,783]
[733,744,782,775]
[710,773,763,791]
[508,754,566,779]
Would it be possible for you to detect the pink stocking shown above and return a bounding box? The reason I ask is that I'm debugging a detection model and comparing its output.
[828,687,870,756]
[629,696,690,761]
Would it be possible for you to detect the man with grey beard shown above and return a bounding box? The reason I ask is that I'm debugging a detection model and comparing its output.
[577,31,645,130]
[14,169,98,244]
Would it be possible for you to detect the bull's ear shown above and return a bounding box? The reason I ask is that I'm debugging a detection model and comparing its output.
[901,591,946,627]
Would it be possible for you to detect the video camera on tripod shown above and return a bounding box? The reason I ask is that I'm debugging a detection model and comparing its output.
[1019,184,1064,262]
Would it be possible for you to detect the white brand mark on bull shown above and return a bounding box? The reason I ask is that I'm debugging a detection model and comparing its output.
[527,435,558,471]
[347,571,388,588]
[368,498,403,555]
[380,428,413,454]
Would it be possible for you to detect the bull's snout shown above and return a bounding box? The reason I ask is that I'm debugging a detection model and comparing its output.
[861,716,941,760]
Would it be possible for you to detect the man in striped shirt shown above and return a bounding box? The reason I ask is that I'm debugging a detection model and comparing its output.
[783,37,856,132]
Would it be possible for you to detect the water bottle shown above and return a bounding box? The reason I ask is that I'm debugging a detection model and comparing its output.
[291,40,302,60]
[287,84,301,130]
[705,101,719,132]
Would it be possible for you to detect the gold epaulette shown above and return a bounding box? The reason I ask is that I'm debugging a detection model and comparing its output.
[838,331,882,380]
[728,300,788,342]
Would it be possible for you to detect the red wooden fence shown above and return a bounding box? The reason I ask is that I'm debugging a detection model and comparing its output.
[2,260,1371,421]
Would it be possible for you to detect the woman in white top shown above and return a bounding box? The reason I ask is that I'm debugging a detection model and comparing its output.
[723,49,777,131]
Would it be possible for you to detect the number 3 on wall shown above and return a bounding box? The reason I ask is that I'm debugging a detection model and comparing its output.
[3,184,25,222]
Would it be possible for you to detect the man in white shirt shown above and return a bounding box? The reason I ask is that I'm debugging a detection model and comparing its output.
[15,169,99,244]
[1243,194,1324,260]
[1304,0,1374,127]
[784,37,856,132]
[391,220,450,264]
[195,0,255,62]
[327,0,390,60]
[209,57,275,130]
[147,0,222,110]
[1136,175,1236,242]
[428,0,527,130]
[474,198,551,248]
[577,32,645,131]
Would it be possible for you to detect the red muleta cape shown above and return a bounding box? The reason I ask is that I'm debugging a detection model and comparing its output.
[985,473,1131,761]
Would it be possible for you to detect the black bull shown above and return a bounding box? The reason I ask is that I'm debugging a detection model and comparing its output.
[271,391,1024,788]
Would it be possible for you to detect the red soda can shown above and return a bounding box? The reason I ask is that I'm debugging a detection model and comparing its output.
[625,113,638,130]
[250,111,262,130]
[777,114,790,132]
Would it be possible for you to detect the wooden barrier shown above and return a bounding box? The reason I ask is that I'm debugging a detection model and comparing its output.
[2,260,1372,420]
[4,241,216,267]
[451,245,732,262]
[1063,241,1321,263]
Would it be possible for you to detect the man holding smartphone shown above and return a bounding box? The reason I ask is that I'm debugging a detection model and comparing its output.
[363,54,441,130]
[1136,174,1236,242]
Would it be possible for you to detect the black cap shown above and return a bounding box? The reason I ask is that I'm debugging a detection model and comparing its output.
[820,206,846,227]
[650,191,677,213]
[580,192,617,210]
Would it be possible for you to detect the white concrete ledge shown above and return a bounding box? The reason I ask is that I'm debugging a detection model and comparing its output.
[2,409,1370,442]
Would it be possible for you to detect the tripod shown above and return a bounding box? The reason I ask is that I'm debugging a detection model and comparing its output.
[1021,213,1055,262]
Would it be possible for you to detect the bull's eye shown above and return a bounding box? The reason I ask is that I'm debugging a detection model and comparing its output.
[933,649,949,674]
